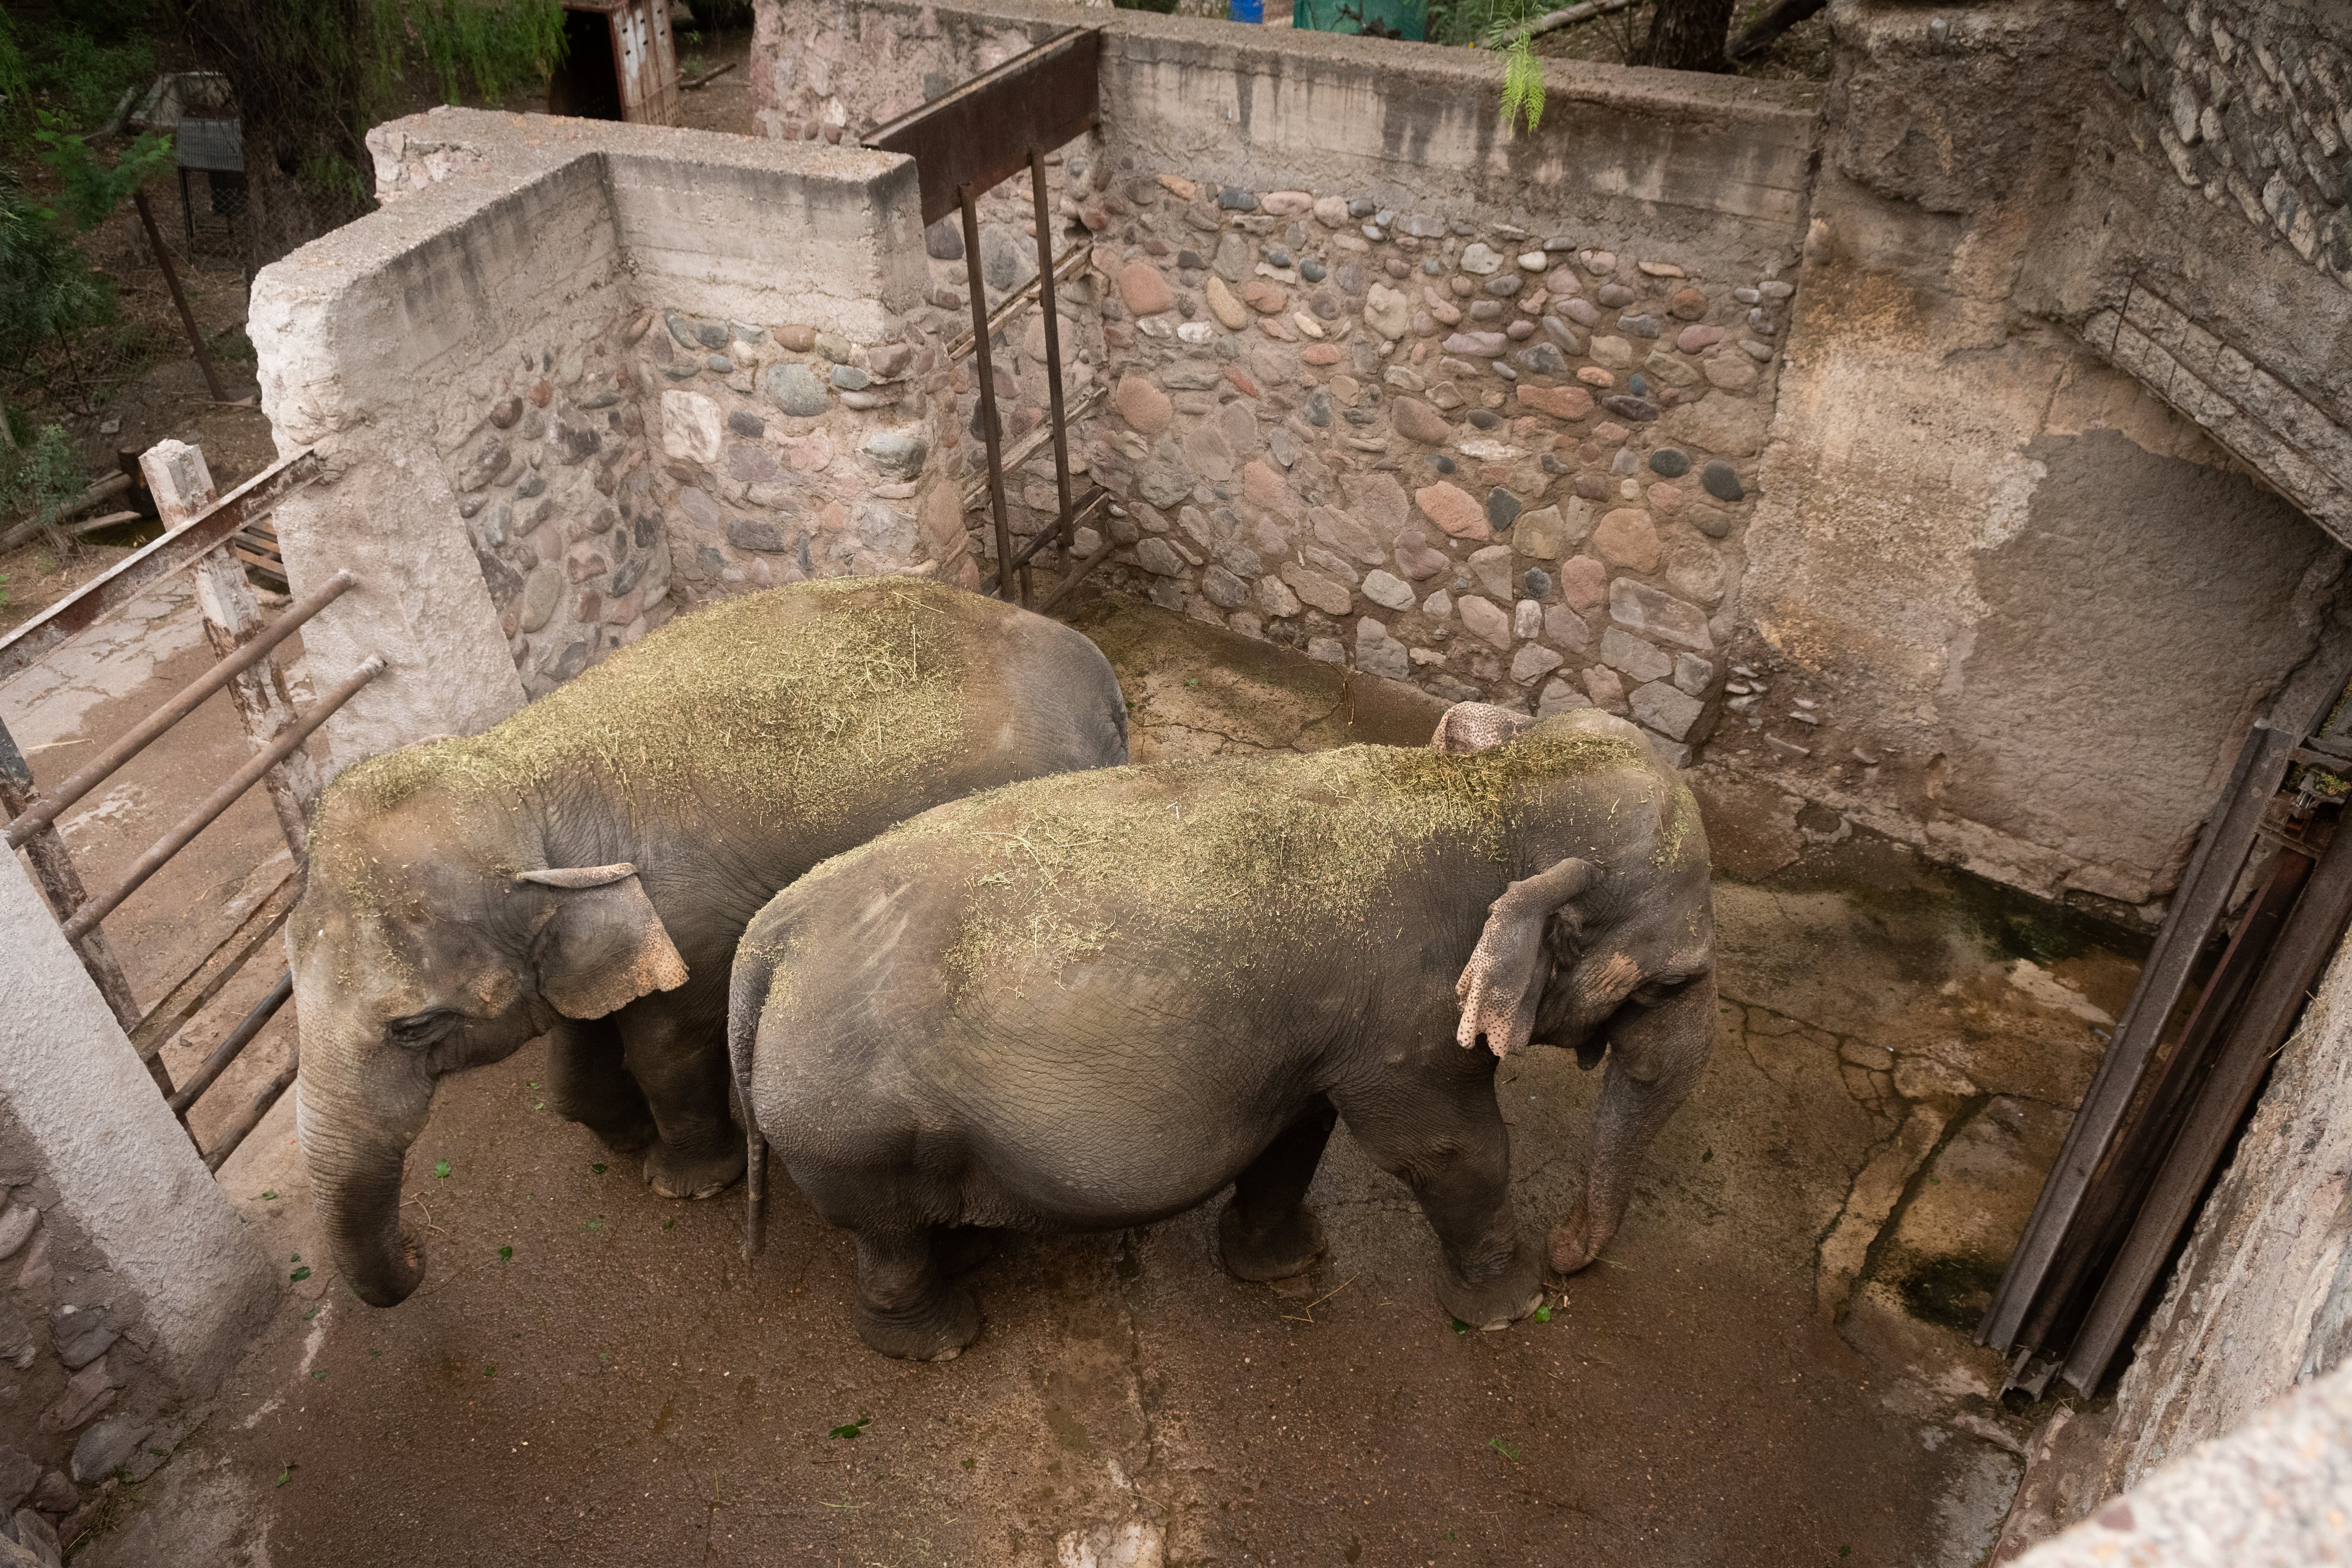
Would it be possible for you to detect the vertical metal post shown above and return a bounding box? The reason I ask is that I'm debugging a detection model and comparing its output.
[0,718,156,1080]
[1027,146,1077,584]
[132,189,227,404]
[958,183,1020,605]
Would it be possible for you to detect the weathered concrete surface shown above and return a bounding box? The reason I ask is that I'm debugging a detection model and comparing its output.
[2010,1360,2352,1568]
[1731,2,2352,917]
[753,0,1822,272]
[74,596,2144,1567]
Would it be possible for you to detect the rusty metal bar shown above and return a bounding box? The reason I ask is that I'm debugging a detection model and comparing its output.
[1980,720,2293,1352]
[2061,816,2352,1392]
[980,488,1111,598]
[959,184,1020,606]
[169,969,293,1117]
[201,1049,297,1173]
[0,718,150,1059]
[1034,536,1116,615]
[961,384,1105,513]
[863,28,1101,228]
[0,448,319,683]
[5,570,357,849]
[62,655,386,942]
[1028,145,1077,591]
[943,242,1090,364]
[129,863,300,1062]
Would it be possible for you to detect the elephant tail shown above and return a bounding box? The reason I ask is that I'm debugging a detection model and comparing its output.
[730,931,780,1261]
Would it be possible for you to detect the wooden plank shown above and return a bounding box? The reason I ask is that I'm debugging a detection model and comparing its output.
[0,449,318,682]
[2061,814,2352,1392]
[1979,722,2295,1349]
[864,29,1100,228]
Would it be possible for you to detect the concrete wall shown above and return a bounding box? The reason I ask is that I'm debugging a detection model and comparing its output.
[0,848,275,1524]
[251,110,954,769]
[1731,0,2352,917]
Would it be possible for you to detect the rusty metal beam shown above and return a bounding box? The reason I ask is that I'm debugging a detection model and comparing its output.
[0,448,319,684]
[201,1049,298,1173]
[62,655,385,941]
[5,570,357,849]
[169,969,294,1117]
[864,29,1101,228]
[128,864,301,1063]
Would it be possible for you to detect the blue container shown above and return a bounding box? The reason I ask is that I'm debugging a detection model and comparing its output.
[1230,0,1263,21]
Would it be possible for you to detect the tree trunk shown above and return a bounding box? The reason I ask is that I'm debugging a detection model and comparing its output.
[1629,0,1738,72]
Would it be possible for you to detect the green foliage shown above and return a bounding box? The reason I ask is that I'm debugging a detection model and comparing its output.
[1499,27,1545,137]
[33,119,175,231]
[404,0,567,105]
[1430,0,1548,47]
[0,172,116,362]
[2,424,91,532]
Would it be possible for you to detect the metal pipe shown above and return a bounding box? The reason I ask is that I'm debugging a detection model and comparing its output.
[1027,145,1077,593]
[959,184,1019,606]
[168,969,293,1116]
[1035,539,1115,614]
[202,1050,298,1173]
[133,189,227,403]
[943,242,1090,365]
[63,655,386,941]
[980,489,1109,597]
[6,569,358,848]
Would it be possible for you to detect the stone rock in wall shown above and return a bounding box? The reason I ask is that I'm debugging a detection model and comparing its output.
[1466,544,1516,600]
[1280,561,1354,615]
[1538,677,1592,717]
[1361,569,1415,610]
[762,364,830,419]
[455,436,508,492]
[729,518,795,555]
[1363,283,1411,340]
[1256,573,1302,618]
[1666,394,1767,457]
[1517,384,1593,422]
[0,1206,34,1263]
[862,430,929,481]
[39,1357,118,1434]
[1136,538,1189,577]
[1311,507,1385,565]
[660,390,723,464]
[1544,603,1591,652]
[1393,528,1449,581]
[1457,594,1512,650]
[0,1305,30,1373]
[1203,565,1252,609]
[1600,627,1673,684]
[1609,578,1712,650]
[924,218,965,261]
[1392,398,1453,446]
[1590,509,1661,572]
[1414,481,1489,541]
[1584,664,1628,715]
[1630,679,1705,742]
[48,1308,114,1372]
[70,1416,147,1486]
[979,224,1034,292]
[1339,471,1408,534]
[1665,540,1725,606]
[1512,505,1572,559]
[1511,643,1565,684]
[1356,617,1410,679]
[1115,373,1173,435]
[1118,262,1174,316]
[0,1449,35,1512]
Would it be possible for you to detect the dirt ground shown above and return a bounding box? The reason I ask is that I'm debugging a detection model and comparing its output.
[1,581,2148,1568]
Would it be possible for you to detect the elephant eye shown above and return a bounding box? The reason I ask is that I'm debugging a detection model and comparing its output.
[386,1010,459,1048]
[1630,977,1685,1007]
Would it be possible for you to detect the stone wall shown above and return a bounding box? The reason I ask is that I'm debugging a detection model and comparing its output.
[253,112,948,769]
[754,0,1820,762]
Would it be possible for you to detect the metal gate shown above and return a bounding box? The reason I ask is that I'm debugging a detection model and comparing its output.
[1,443,381,1172]
[865,28,1114,612]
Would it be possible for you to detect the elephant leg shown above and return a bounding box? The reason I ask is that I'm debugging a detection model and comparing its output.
[1218,1097,1336,1282]
[545,1016,657,1153]
[1341,1070,1541,1331]
[619,1003,746,1201]
[849,1225,983,1361]
[1550,975,1716,1275]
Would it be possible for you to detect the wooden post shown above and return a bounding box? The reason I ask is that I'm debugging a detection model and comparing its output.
[132,189,228,404]
[140,440,317,858]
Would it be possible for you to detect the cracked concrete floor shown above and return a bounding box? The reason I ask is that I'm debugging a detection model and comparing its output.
[80,594,2145,1568]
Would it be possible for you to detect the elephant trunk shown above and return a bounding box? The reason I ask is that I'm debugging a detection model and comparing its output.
[297,1063,432,1308]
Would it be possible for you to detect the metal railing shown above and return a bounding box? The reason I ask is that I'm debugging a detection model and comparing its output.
[0,442,382,1172]
[866,28,1117,613]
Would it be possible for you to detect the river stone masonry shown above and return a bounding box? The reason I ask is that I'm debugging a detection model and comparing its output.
[1060,169,1784,763]
[440,302,970,699]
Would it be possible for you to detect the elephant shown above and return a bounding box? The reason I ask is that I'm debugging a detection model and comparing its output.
[291,577,1129,1309]
[729,702,1716,1360]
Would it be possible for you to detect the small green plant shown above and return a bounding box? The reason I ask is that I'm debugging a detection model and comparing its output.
[498,1245,514,1262]
[1499,28,1545,138]
[1486,1436,1521,1461]
[827,1413,873,1440]
[434,1158,452,1179]
[32,118,174,231]
[2,424,90,548]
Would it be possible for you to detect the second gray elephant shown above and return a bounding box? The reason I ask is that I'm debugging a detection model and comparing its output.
[292,577,1128,1308]
[731,703,1716,1360]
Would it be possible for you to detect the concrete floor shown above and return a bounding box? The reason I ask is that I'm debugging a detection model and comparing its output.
[9,590,2150,1568]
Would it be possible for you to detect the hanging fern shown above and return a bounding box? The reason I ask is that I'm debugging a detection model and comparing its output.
[1500,27,1545,138]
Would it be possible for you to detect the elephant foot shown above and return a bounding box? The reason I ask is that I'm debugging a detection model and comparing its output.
[1547,1199,1601,1276]
[937,1226,1003,1277]
[584,1110,658,1157]
[1437,1243,1543,1332]
[644,1138,747,1201]
[853,1280,982,1362]
[1217,1200,1327,1283]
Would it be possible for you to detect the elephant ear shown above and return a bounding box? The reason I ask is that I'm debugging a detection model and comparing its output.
[516,863,689,1020]
[1430,702,1538,755]
[1455,858,1597,1058]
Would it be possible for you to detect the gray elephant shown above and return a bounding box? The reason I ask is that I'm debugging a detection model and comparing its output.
[292,577,1128,1308]
[730,703,1716,1360]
